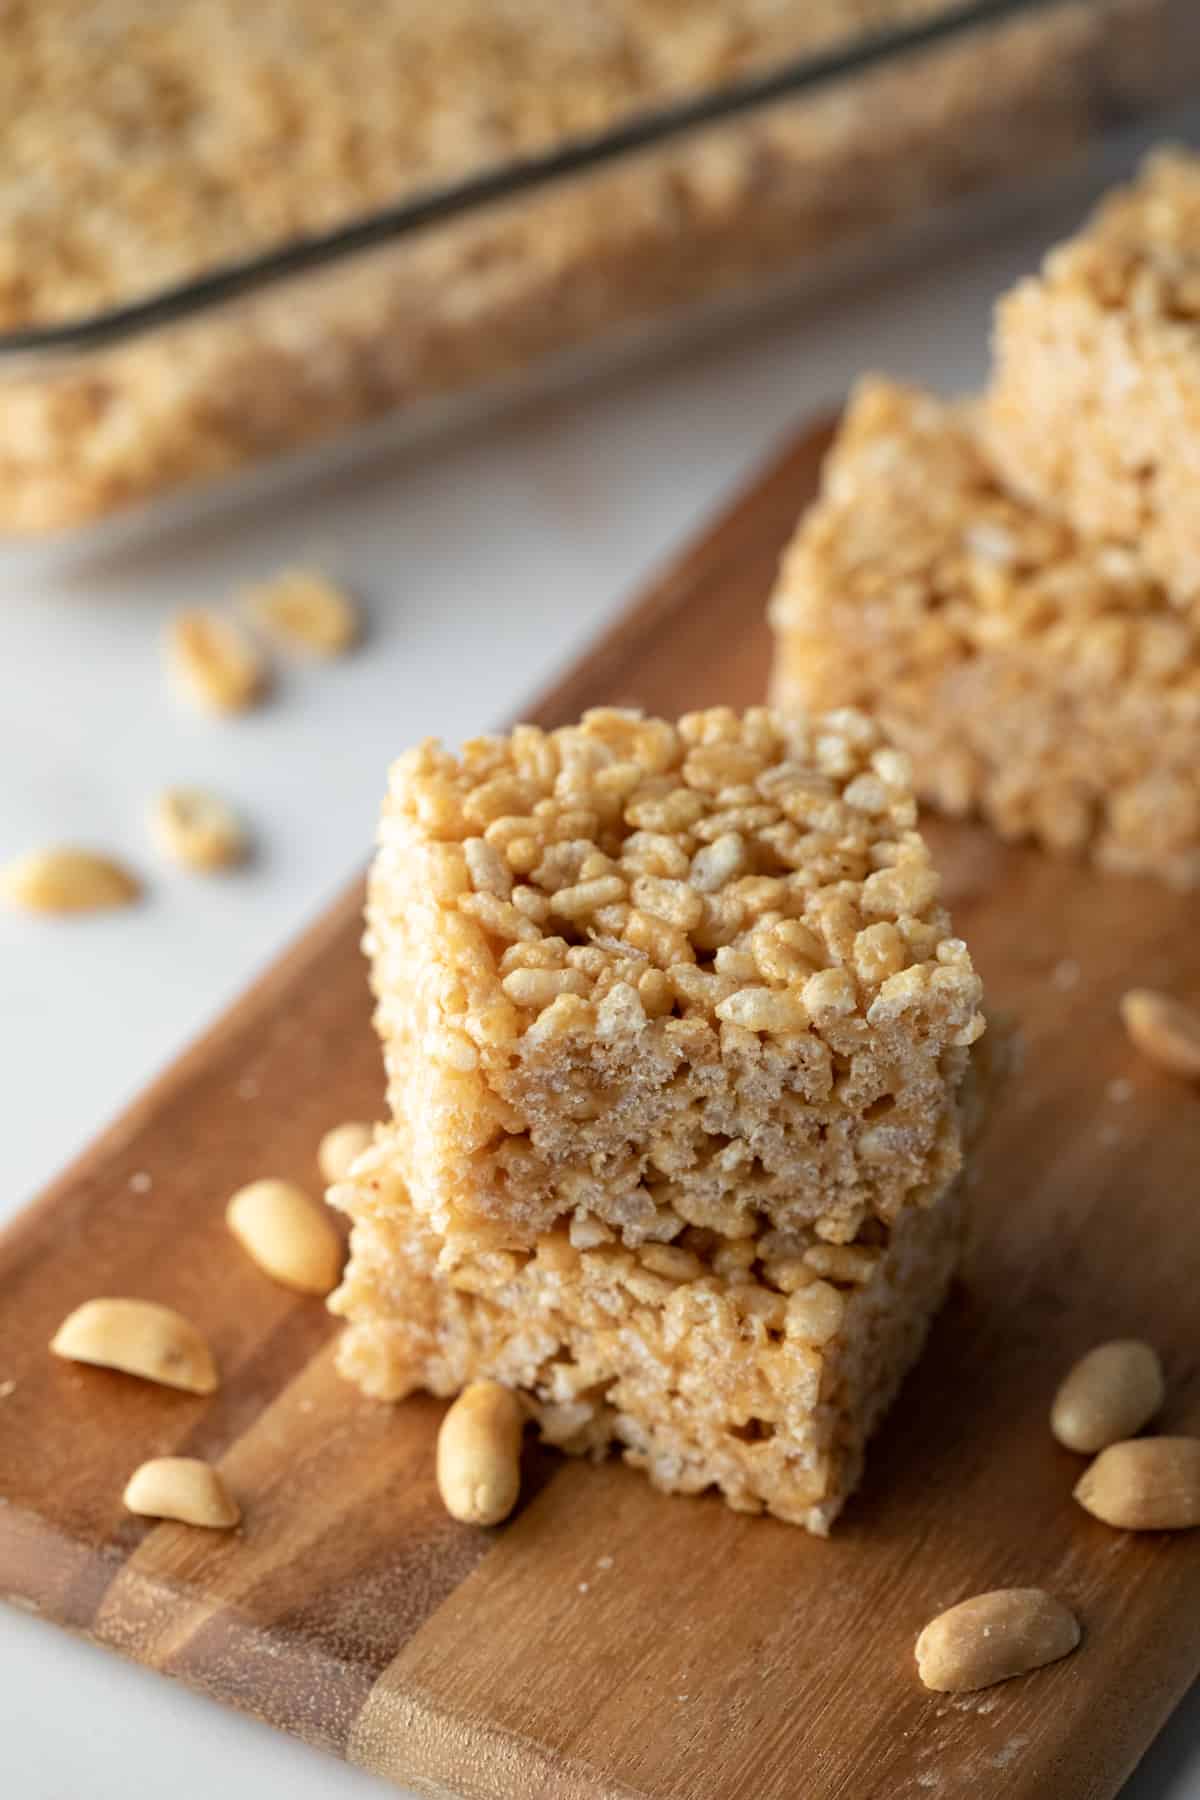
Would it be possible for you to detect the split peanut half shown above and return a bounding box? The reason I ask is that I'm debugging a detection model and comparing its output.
[51,1298,218,1394]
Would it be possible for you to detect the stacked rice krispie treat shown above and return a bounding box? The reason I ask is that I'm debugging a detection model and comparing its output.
[330,706,992,1532]
[770,378,1200,887]
[771,151,1200,887]
[987,149,1200,609]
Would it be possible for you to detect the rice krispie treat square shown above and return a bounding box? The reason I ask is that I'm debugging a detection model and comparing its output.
[330,1130,970,1534]
[985,149,1200,610]
[363,707,984,1255]
[770,378,1200,888]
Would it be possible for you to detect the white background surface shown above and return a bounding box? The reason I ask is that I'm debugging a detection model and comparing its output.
[2,121,1198,1797]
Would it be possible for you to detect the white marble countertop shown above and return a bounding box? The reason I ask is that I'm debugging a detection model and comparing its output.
[2,123,1198,1797]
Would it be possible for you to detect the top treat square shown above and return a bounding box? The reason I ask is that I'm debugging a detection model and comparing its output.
[986,149,1200,609]
[366,707,983,1251]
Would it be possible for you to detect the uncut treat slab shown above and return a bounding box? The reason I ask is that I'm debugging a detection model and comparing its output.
[363,705,983,1254]
[986,149,1200,610]
[2,422,1200,1800]
[770,378,1200,888]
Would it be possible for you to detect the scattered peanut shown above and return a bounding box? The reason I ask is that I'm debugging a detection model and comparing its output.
[915,1589,1080,1693]
[243,568,359,657]
[1119,988,1200,1079]
[436,1380,524,1527]
[1051,1340,1165,1454]
[2,846,140,915]
[152,787,249,873]
[226,1178,343,1294]
[167,608,266,714]
[317,1120,374,1185]
[1074,1437,1200,1531]
[123,1457,240,1529]
[51,1298,217,1393]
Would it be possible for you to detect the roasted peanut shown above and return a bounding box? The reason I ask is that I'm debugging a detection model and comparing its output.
[244,568,359,656]
[1120,988,1200,1078]
[916,1589,1080,1692]
[226,1179,343,1295]
[51,1298,217,1393]
[436,1380,524,1526]
[1051,1340,1164,1453]
[153,787,248,872]
[167,609,266,714]
[124,1457,239,1528]
[1074,1438,1200,1531]
[317,1121,374,1185]
[2,847,140,914]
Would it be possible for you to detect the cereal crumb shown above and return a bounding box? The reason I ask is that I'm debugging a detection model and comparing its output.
[992,1737,1030,1769]
[128,1171,153,1194]
[236,1076,260,1101]
[0,1380,15,1400]
[1106,1077,1134,1104]
[1051,959,1081,991]
[596,1554,614,1570]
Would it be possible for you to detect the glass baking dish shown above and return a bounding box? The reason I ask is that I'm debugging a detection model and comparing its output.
[1,0,1196,538]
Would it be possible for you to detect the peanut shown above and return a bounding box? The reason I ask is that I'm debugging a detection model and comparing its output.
[916,1589,1080,1693]
[2,847,140,914]
[153,787,248,872]
[226,1178,343,1295]
[1073,1437,1200,1531]
[51,1298,217,1393]
[1120,988,1200,1079]
[124,1457,239,1528]
[243,568,359,656]
[1051,1340,1164,1453]
[317,1120,374,1185]
[436,1380,524,1526]
[167,608,266,714]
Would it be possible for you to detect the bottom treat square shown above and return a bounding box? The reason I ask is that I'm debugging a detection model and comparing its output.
[330,1142,976,1536]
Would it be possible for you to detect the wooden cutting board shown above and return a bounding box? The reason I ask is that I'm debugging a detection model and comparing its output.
[2,420,1199,1800]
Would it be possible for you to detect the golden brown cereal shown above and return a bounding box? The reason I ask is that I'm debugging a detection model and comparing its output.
[916,1589,1080,1692]
[152,787,249,873]
[318,1121,375,1185]
[769,377,1200,890]
[436,1380,524,1527]
[226,1179,343,1295]
[167,609,267,715]
[50,1299,218,1394]
[1119,989,1200,1078]
[243,569,360,657]
[1051,1340,1165,1452]
[1074,1438,1200,1530]
[1,847,140,915]
[123,1457,240,1529]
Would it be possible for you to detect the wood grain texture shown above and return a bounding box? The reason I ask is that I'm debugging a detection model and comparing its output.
[2,419,1199,1800]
